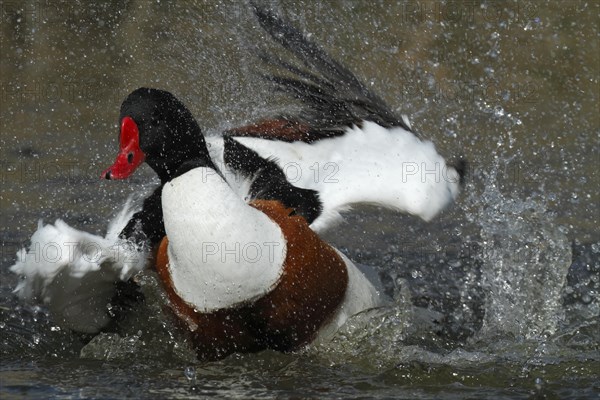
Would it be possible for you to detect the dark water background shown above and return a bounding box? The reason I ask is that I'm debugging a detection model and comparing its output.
[1,1,598,399]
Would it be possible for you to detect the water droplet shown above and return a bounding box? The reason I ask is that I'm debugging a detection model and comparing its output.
[184,366,196,381]
[493,106,505,117]
[581,294,592,304]
[565,286,574,294]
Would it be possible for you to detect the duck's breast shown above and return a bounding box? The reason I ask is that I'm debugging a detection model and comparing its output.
[161,167,287,313]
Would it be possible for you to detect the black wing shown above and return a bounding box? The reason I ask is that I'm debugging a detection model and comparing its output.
[223,137,322,223]
[119,185,165,249]
[253,5,414,136]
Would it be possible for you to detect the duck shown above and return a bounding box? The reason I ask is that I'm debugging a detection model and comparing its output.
[10,6,463,355]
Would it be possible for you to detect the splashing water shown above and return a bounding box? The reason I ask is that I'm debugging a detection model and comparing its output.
[313,160,577,370]
[466,165,571,341]
[1,2,598,398]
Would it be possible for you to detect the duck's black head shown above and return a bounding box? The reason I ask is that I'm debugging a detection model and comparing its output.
[102,88,213,182]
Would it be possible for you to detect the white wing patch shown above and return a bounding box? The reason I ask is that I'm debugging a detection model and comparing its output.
[9,198,149,333]
[235,121,460,232]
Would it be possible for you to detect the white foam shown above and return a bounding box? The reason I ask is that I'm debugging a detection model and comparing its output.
[10,198,149,333]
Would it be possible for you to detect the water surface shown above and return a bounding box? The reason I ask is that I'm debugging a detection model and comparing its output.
[1,1,598,399]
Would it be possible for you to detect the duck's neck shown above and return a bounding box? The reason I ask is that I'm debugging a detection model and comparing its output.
[148,113,217,183]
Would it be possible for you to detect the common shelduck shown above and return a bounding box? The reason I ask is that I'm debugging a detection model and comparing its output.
[10,6,463,355]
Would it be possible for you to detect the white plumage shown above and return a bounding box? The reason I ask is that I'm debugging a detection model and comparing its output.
[161,167,287,313]
[313,251,383,344]
[162,166,384,334]
[9,199,149,333]
[208,121,461,232]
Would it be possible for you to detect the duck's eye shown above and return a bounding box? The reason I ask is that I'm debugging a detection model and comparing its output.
[127,152,134,164]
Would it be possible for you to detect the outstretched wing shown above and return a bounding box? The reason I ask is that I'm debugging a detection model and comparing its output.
[224,6,463,232]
